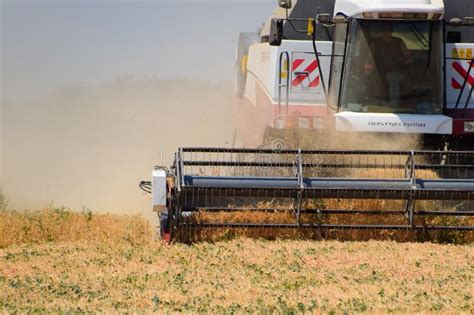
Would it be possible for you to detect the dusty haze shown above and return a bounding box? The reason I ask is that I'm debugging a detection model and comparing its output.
[0,0,278,225]
[1,79,233,224]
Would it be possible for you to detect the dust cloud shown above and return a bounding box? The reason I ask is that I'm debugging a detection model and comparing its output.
[315,132,422,151]
[1,79,233,224]
[266,128,422,152]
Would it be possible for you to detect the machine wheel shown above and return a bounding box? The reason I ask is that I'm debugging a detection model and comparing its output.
[159,210,171,242]
[421,134,447,151]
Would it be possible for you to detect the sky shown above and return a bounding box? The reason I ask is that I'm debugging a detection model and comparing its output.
[0,0,275,101]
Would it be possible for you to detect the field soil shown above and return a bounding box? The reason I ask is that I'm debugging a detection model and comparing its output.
[1,209,473,313]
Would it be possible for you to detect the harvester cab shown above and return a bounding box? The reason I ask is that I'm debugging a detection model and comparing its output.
[328,11,444,118]
[325,1,470,140]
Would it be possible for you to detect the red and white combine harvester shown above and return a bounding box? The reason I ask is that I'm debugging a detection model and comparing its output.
[235,0,474,150]
[142,0,474,242]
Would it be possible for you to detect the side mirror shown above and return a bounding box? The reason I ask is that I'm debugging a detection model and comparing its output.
[269,19,284,46]
[449,17,463,26]
[278,0,292,9]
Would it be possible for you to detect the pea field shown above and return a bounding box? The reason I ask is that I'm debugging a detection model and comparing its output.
[1,208,473,313]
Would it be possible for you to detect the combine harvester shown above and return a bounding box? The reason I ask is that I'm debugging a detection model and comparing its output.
[142,0,474,242]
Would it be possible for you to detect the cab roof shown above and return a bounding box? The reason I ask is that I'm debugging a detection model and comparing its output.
[334,0,444,18]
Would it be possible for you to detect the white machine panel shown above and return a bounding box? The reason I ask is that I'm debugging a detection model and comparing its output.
[446,43,474,109]
[335,112,452,134]
[152,169,167,212]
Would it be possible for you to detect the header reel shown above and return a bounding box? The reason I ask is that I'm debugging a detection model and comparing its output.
[148,148,474,243]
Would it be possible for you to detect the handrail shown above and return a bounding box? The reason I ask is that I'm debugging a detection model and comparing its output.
[278,51,290,117]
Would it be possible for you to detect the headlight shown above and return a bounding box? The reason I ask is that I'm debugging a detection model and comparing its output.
[464,122,474,133]
[313,117,323,129]
[379,12,404,19]
[363,12,374,19]
[298,117,309,129]
[274,119,285,129]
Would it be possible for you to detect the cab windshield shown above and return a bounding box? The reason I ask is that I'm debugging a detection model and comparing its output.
[340,20,443,114]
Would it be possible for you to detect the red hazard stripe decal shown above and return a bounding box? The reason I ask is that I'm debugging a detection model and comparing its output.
[308,76,320,88]
[452,78,462,89]
[292,74,307,87]
[452,61,474,89]
[292,59,304,71]
[304,60,319,74]
[292,60,319,87]
[291,59,306,87]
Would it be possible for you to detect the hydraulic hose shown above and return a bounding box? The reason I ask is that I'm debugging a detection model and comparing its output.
[139,181,152,194]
